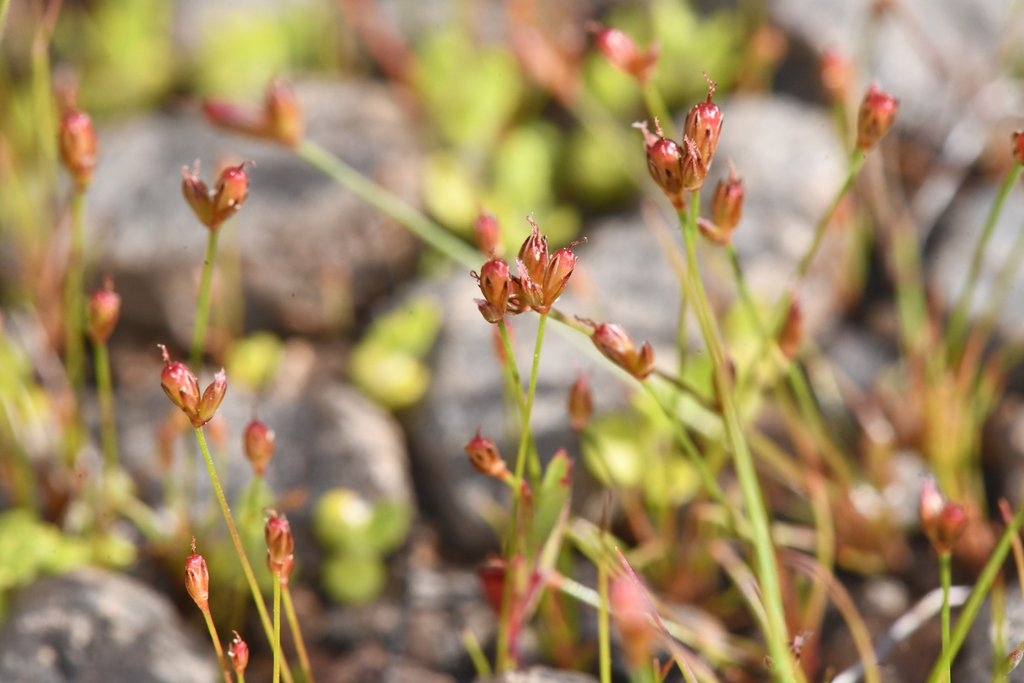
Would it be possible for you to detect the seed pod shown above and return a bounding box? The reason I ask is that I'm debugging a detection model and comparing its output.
[856,84,898,151]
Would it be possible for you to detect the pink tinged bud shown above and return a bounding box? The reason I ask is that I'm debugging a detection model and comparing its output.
[541,242,581,310]
[59,109,97,189]
[159,344,201,419]
[184,539,210,612]
[819,49,853,103]
[265,79,303,147]
[181,162,215,228]
[474,212,502,256]
[709,168,744,237]
[567,373,593,432]
[918,477,945,533]
[679,136,709,192]
[610,575,655,668]
[635,120,687,210]
[1012,131,1024,166]
[590,24,659,84]
[194,369,227,428]
[87,277,121,344]
[856,84,898,151]
[228,632,249,677]
[518,217,550,287]
[473,258,511,324]
[464,430,510,480]
[265,510,295,576]
[777,295,803,360]
[243,419,276,477]
[210,163,250,227]
[202,100,267,139]
[589,321,655,380]
[932,503,968,555]
[684,79,723,168]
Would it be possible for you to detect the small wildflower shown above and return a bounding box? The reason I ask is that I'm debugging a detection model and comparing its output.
[158,345,226,428]
[58,109,97,189]
[184,538,210,612]
[856,84,898,151]
[265,510,295,577]
[464,430,511,480]
[228,632,249,677]
[472,258,511,324]
[243,419,276,477]
[684,77,724,169]
[181,161,251,232]
[508,217,581,315]
[589,24,659,84]
[87,277,121,344]
[195,369,227,429]
[567,373,593,432]
[585,320,655,380]
[473,212,502,256]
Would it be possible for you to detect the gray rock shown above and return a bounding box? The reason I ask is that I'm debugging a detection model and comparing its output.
[0,568,217,683]
[88,79,421,345]
[475,668,599,683]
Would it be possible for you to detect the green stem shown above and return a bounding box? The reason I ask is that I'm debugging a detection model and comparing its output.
[191,230,221,368]
[94,341,118,472]
[598,547,611,683]
[200,608,232,683]
[678,198,796,681]
[940,551,952,683]
[194,428,294,683]
[65,190,86,396]
[514,312,548,486]
[295,140,480,270]
[945,163,1024,359]
[925,500,1024,682]
[273,574,282,683]
[283,586,314,683]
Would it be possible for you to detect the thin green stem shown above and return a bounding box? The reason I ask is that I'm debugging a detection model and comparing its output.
[940,551,952,683]
[925,500,1024,682]
[200,608,232,683]
[273,575,282,683]
[94,341,118,472]
[295,140,480,269]
[194,427,294,683]
[283,586,314,683]
[461,629,493,680]
[65,190,86,396]
[598,549,612,683]
[516,312,548,486]
[677,198,796,681]
[497,321,529,418]
[191,230,221,368]
[945,163,1024,358]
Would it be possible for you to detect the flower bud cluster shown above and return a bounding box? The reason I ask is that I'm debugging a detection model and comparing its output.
[158,345,227,429]
[636,80,723,208]
[181,161,250,232]
[203,79,303,147]
[471,217,581,323]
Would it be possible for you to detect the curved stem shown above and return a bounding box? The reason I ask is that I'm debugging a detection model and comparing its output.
[283,586,314,683]
[677,198,797,681]
[200,608,232,683]
[191,230,221,368]
[295,140,480,269]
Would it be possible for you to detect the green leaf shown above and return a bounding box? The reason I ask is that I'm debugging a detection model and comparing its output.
[321,554,386,605]
[313,488,376,553]
[368,500,412,554]
[528,450,573,551]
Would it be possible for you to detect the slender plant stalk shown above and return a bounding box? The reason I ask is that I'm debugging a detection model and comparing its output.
[945,162,1024,358]
[94,340,118,471]
[677,198,797,681]
[273,574,282,683]
[925,500,1024,682]
[597,550,612,683]
[190,230,221,368]
[939,551,952,683]
[65,190,87,396]
[194,427,294,683]
[295,140,480,269]
[461,629,493,680]
[514,312,548,487]
[282,587,313,683]
[199,608,232,683]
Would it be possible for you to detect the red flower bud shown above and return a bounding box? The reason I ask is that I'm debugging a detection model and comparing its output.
[181,162,215,227]
[777,294,803,360]
[919,478,967,555]
[473,258,511,324]
[518,217,550,287]
[1012,130,1024,166]
[194,369,227,429]
[228,632,249,677]
[184,539,210,612]
[265,510,295,577]
[159,345,201,419]
[464,429,510,480]
[474,212,502,256]
[587,321,655,380]
[210,163,250,226]
[819,49,853,104]
[478,557,507,615]
[243,419,276,477]
[87,277,121,344]
[589,24,659,84]
[707,167,744,240]
[567,373,593,432]
[265,79,303,147]
[635,120,687,210]
[58,109,97,189]
[610,575,655,668]
[684,78,723,168]
[856,84,898,151]
[541,242,581,310]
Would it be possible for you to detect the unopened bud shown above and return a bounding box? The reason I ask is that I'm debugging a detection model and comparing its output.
[856,84,898,151]
[635,120,687,210]
[588,321,655,380]
[87,277,121,344]
[159,345,201,419]
[210,163,250,226]
[58,109,97,189]
[265,79,303,147]
[464,430,510,480]
[709,167,743,235]
[541,242,581,310]
[919,478,967,555]
[777,295,803,360]
[194,369,227,428]
[184,538,210,612]
[265,510,295,577]
[478,557,507,615]
[228,632,249,677]
[473,258,511,324]
[474,212,502,256]
[243,419,276,477]
[610,575,655,669]
[1012,130,1024,166]
[684,78,723,168]
[819,49,853,103]
[567,373,593,432]
[589,24,659,84]
[518,217,550,287]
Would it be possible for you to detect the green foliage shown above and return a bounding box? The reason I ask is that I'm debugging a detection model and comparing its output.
[227,332,284,393]
[350,296,442,410]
